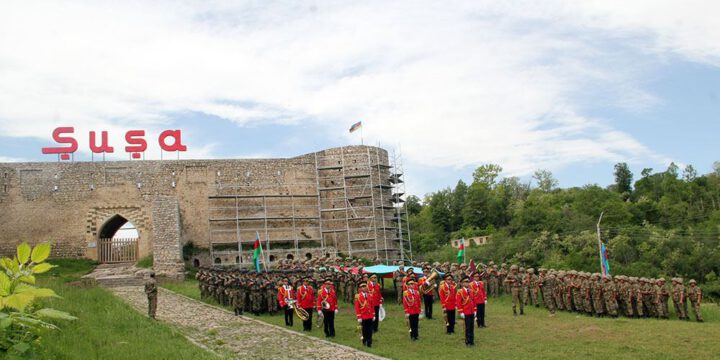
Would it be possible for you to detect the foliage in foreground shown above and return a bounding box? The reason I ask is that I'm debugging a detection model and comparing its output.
[0,242,76,358]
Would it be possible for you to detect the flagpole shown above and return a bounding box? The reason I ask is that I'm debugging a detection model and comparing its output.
[596,211,604,275]
[360,124,364,145]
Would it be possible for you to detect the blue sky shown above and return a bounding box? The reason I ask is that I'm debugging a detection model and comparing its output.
[0,1,718,197]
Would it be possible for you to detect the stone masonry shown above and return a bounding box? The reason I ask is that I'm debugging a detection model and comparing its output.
[0,145,404,276]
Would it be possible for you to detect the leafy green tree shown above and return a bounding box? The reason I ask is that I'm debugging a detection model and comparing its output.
[472,164,503,188]
[532,169,558,192]
[404,195,422,216]
[0,242,76,358]
[613,162,633,194]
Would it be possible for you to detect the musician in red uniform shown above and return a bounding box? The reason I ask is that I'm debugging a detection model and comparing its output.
[355,282,375,348]
[418,268,437,320]
[439,273,457,334]
[368,274,383,333]
[296,277,315,331]
[278,277,295,326]
[456,277,477,346]
[471,272,487,328]
[317,278,338,337]
[403,278,422,341]
[403,268,416,291]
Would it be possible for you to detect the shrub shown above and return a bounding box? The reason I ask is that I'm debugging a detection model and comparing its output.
[0,242,77,358]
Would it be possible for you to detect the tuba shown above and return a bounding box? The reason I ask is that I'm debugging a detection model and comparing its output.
[287,299,310,321]
[420,269,440,295]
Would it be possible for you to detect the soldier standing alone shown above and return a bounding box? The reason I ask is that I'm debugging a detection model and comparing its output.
[145,272,158,319]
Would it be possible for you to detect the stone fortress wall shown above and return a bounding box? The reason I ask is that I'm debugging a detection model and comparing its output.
[0,146,405,277]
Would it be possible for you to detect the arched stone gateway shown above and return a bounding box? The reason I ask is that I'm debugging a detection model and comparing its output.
[97,214,140,263]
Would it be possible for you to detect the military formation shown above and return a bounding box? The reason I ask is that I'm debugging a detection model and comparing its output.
[190,256,704,351]
[195,258,379,317]
[471,262,704,322]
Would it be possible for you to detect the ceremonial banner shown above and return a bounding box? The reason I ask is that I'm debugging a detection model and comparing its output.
[252,231,263,273]
[457,238,465,264]
[349,121,362,133]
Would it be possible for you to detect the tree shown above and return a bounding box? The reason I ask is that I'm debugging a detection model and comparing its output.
[613,162,633,194]
[533,169,558,192]
[449,180,468,231]
[0,242,76,357]
[683,165,698,182]
[472,164,503,188]
[404,195,422,216]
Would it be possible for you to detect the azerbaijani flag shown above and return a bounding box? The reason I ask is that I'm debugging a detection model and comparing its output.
[252,231,263,273]
[349,121,362,133]
[600,242,611,275]
[456,238,465,264]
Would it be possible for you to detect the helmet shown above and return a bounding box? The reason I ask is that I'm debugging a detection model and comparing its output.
[689,279,697,284]
[510,265,519,271]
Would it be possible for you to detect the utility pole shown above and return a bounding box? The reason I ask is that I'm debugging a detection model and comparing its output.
[596,211,604,275]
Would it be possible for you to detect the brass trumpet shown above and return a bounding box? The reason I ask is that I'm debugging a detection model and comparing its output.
[286,299,309,321]
[420,269,440,295]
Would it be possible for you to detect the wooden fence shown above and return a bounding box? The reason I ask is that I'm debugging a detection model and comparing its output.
[98,237,138,263]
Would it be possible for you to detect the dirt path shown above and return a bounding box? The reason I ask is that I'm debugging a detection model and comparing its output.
[111,286,387,360]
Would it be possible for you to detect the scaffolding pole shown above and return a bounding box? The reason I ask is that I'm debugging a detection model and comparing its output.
[375,148,389,262]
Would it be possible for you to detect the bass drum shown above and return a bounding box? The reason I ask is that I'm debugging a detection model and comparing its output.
[378,305,386,322]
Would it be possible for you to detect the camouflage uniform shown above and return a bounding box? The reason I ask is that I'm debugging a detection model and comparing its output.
[505,265,524,315]
[686,280,703,322]
[631,277,644,318]
[602,276,618,317]
[591,274,605,317]
[655,279,669,319]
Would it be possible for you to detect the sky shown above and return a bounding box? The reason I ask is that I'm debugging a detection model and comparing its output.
[1,1,718,198]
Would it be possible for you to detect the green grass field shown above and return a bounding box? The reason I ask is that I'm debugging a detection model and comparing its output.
[36,259,218,360]
[164,279,720,360]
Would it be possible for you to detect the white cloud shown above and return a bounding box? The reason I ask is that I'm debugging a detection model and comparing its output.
[0,0,717,193]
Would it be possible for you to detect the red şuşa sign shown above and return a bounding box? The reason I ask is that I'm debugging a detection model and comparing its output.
[42,127,187,160]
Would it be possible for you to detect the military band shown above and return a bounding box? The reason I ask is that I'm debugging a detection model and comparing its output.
[195,257,706,351]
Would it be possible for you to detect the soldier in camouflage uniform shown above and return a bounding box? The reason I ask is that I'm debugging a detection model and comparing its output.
[542,272,557,315]
[641,278,656,318]
[602,275,618,317]
[580,273,593,315]
[394,265,405,304]
[554,271,565,311]
[499,264,509,295]
[655,278,669,319]
[630,277,644,318]
[489,265,499,297]
[504,265,524,315]
[686,279,703,322]
[616,276,633,318]
[249,279,262,315]
[571,271,584,314]
[266,277,278,315]
[591,273,605,317]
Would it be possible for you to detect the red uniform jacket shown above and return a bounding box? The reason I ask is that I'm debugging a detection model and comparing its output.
[470,280,486,305]
[403,288,422,315]
[277,285,295,307]
[418,277,434,297]
[355,292,375,320]
[317,286,338,312]
[368,281,383,306]
[439,281,456,310]
[456,287,476,315]
[296,285,315,309]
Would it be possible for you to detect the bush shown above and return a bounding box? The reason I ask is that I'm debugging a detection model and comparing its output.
[0,242,77,358]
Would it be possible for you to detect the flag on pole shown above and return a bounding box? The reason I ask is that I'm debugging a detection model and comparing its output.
[252,231,263,273]
[468,259,476,275]
[456,238,465,264]
[600,242,611,275]
[349,121,362,133]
